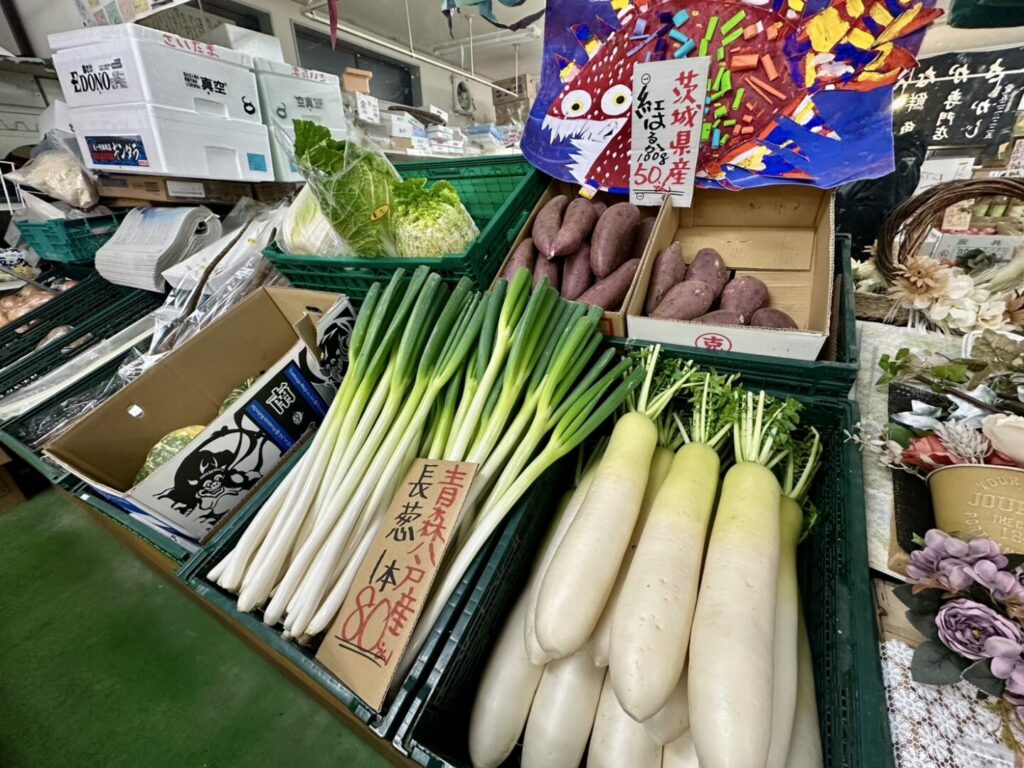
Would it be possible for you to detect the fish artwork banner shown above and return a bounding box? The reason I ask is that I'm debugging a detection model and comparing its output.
[521,0,942,193]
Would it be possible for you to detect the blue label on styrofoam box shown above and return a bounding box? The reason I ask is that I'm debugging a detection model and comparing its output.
[247,153,268,172]
[85,135,149,167]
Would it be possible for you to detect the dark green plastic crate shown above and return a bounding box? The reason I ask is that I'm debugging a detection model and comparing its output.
[177,451,561,740]
[264,156,547,299]
[0,288,162,400]
[0,271,151,370]
[16,212,126,263]
[397,395,889,768]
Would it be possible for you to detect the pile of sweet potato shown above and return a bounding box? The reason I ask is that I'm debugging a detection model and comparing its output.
[644,244,798,329]
[501,196,654,311]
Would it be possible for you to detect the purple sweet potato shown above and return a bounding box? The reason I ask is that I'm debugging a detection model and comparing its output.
[502,237,536,280]
[751,307,799,329]
[531,195,569,259]
[591,203,641,278]
[644,242,687,314]
[686,249,728,298]
[631,216,657,262]
[591,201,608,218]
[651,280,715,321]
[696,309,747,326]
[550,198,599,259]
[534,254,560,291]
[576,258,640,311]
[562,243,593,301]
[720,276,769,318]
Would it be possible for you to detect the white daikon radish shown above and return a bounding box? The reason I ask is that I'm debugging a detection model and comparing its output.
[525,464,597,665]
[591,444,674,667]
[610,372,735,720]
[785,608,823,768]
[644,665,690,746]
[469,591,544,768]
[767,430,822,768]
[522,651,606,768]
[690,390,801,768]
[663,731,701,768]
[535,348,692,659]
[588,673,663,768]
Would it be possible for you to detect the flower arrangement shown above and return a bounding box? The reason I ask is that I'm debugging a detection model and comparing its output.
[849,331,1024,476]
[854,255,1024,336]
[898,529,1024,750]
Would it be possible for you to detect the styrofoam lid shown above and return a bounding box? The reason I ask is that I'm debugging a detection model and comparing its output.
[48,23,253,68]
[252,56,340,86]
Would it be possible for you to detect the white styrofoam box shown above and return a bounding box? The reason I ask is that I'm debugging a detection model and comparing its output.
[252,57,344,131]
[70,103,273,182]
[50,23,261,123]
[203,25,285,63]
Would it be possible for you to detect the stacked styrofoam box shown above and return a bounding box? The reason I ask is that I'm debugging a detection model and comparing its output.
[252,58,347,182]
[50,24,273,182]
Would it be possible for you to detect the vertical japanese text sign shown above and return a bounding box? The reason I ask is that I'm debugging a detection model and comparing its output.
[630,57,710,208]
[315,459,478,711]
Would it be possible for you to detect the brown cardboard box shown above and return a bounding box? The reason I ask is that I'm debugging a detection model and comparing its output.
[627,187,835,361]
[492,74,539,105]
[253,182,302,204]
[492,180,660,337]
[95,174,254,205]
[45,287,355,542]
[342,67,373,94]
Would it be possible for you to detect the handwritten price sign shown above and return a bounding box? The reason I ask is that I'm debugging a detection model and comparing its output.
[630,57,710,208]
[315,458,477,710]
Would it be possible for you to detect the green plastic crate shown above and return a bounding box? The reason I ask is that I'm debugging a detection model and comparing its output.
[177,448,564,740]
[16,212,127,263]
[0,271,149,370]
[264,156,547,299]
[396,396,889,768]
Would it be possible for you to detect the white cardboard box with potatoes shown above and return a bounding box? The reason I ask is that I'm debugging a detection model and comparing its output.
[627,186,834,361]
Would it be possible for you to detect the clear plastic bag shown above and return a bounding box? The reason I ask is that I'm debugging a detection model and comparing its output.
[5,131,98,210]
[276,185,352,257]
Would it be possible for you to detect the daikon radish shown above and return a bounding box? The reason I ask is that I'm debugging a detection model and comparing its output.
[610,373,736,720]
[469,591,544,768]
[663,731,701,768]
[767,430,822,768]
[689,390,801,768]
[786,608,823,768]
[536,347,692,659]
[591,444,674,667]
[588,673,663,768]
[522,651,606,768]
[525,464,597,665]
[644,665,690,746]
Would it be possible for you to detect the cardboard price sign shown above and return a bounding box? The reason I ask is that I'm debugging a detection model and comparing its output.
[315,458,478,710]
[630,57,710,208]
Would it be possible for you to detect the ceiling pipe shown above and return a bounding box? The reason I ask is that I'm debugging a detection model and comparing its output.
[303,3,519,97]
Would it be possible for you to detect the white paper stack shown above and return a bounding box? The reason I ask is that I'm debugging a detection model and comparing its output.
[95,206,222,292]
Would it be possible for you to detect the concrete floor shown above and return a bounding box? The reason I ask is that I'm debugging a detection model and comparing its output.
[0,489,390,768]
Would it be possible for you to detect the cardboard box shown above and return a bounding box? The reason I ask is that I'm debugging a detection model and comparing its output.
[45,287,356,542]
[627,187,835,361]
[492,74,539,105]
[95,173,255,204]
[253,181,302,204]
[495,99,530,125]
[342,67,373,94]
[932,231,1024,264]
[493,180,659,336]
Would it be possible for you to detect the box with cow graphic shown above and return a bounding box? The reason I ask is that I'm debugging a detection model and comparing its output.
[45,287,354,543]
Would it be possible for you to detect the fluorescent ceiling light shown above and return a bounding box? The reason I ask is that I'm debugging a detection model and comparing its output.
[432,25,541,57]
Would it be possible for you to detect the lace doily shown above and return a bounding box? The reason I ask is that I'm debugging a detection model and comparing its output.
[881,639,1014,767]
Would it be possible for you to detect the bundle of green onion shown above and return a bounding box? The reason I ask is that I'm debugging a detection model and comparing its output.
[207,267,642,668]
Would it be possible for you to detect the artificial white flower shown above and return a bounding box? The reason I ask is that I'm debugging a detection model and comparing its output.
[982,414,1024,465]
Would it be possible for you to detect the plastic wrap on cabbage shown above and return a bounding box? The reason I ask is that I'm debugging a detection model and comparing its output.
[278,185,352,257]
[392,178,479,258]
[293,120,398,257]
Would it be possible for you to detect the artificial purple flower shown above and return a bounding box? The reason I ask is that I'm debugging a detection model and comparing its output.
[936,599,1024,660]
[984,636,1024,697]
[969,560,1024,604]
[906,529,1008,592]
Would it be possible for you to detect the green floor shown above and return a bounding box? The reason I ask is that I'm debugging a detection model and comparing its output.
[0,490,390,768]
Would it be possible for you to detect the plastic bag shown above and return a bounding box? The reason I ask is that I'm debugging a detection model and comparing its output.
[276,185,351,257]
[6,131,98,209]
